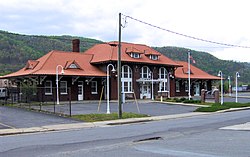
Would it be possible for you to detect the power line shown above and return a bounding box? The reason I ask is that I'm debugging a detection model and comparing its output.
[122,14,250,49]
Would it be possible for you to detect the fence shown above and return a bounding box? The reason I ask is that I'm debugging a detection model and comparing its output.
[1,87,72,116]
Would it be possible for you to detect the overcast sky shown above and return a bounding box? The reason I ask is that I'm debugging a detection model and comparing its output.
[0,0,250,62]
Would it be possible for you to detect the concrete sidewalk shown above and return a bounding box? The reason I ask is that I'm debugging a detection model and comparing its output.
[0,112,209,136]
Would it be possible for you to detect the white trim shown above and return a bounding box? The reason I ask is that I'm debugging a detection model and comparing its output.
[60,81,68,95]
[44,80,52,95]
[122,65,133,93]
[176,81,180,92]
[91,81,98,94]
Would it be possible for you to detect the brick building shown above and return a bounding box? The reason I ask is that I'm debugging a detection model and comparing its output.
[1,40,220,101]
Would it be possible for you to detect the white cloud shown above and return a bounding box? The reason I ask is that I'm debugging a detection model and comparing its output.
[0,0,250,62]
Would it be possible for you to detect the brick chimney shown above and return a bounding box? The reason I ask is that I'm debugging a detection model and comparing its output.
[72,39,80,52]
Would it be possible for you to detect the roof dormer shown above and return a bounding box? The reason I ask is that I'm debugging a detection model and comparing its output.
[144,50,161,61]
[65,60,82,70]
[125,47,143,59]
[183,68,193,74]
[25,60,39,70]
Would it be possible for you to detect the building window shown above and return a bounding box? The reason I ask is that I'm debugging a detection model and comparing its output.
[68,63,78,69]
[159,67,168,91]
[122,65,132,93]
[91,81,98,94]
[45,81,52,95]
[130,53,140,58]
[60,81,67,94]
[140,66,151,79]
[185,81,188,92]
[150,55,159,60]
[176,81,180,92]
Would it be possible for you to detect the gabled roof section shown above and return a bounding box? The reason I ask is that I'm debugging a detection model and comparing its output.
[144,49,161,56]
[175,61,220,80]
[25,60,39,70]
[125,47,144,54]
[182,67,193,74]
[65,60,82,70]
[1,50,106,78]
[83,41,181,67]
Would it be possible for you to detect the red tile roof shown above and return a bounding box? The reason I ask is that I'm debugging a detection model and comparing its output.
[84,41,181,67]
[2,50,106,78]
[175,61,220,80]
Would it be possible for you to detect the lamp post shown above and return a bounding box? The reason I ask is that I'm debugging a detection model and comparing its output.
[56,65,64,105]
[235,72,240,103]
[228,76,231,96]
[149,71,154,100]
[106,64,116,114]
[218,71,223,105]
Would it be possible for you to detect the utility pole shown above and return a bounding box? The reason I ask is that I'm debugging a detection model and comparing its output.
[188,50,191,100]
[118,13,122,119]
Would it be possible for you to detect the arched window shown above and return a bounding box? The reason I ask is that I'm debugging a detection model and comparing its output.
[140,66,151,79]
[159,67,168,91]
[122,65,132,92]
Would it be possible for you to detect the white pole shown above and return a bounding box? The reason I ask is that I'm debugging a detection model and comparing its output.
[235,72,240,103]
[228,76,231,96]
[106,64,115,114]
[151,71,154,100]
[221,73,223,105]
[218,71,223,105]
[56,67,59,105]
[56,65,64,105]
[107,66,110,114]
[188,51,191,100]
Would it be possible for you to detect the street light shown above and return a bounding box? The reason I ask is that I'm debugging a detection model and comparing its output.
[56,65,64,105]
[106,64,116,114]
[228,76,231,96]
[218,71,223,105]
[149,71,154,100]
[235,72,240,103]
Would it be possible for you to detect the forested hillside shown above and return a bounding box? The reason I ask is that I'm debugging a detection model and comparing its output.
[154,47,250,84]
[0,30,249,84]
[0,30,102,75]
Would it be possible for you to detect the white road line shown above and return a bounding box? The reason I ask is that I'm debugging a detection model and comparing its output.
[0,122,16,129]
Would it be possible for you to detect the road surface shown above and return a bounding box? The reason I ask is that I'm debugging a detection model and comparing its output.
[1,109,250,157]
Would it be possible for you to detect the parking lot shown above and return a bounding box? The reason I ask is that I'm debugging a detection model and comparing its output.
[0,101,198,130]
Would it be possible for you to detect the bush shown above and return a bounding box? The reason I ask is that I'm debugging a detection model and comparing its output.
[183,99,201,104]
[180,97,186,101]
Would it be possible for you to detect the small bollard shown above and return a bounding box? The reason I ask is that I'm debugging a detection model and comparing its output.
[201,89,206,103]
[214,89,219,103]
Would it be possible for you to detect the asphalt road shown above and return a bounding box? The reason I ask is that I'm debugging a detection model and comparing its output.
[0,106,80,129]
[1,109,250,156]
[29,101,198,116]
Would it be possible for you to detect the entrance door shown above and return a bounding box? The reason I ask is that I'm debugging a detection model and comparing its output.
[78,81,84,101]
[194,82,200,96]
[140,85,151,99]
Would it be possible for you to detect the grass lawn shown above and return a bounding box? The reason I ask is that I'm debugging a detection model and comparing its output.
[71,112,150,122]
[195,102,250,112]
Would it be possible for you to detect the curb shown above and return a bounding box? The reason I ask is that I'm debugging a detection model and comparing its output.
[216,106,250,113]
[0,112,208,136]
[154,100,209,107]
